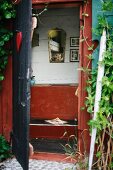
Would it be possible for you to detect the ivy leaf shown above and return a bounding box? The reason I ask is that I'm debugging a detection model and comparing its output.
[0,41,4,46]
[88,44,94,51]
[80,26,84,30]
[2,34,10,41]
[96,151,101,158]
[82,13,89,17]
[4,11,12,19]
[102,0,113,11]
[80,106,85,110]
[0,75,4,81]
[86,54,93,59]
[80,37,88,42]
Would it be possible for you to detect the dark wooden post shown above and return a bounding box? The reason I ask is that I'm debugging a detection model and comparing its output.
[12,0,32,169]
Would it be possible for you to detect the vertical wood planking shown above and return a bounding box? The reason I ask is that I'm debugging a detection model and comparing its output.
[78,0,92,152]
[2,57,12,140]
[0,56,12,141]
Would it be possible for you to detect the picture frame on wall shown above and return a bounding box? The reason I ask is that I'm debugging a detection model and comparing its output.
[70,37,79,47]
[70,49,79,62]
[49,51,64,63]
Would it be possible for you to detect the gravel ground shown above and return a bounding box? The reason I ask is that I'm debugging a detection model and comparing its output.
[0,158,76,170]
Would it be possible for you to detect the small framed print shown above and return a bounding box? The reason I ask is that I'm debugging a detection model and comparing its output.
[70,49,79,62]
[70,37,79,47]
[49,51,64,63]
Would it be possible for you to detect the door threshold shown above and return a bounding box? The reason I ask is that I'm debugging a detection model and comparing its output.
[30,152,76,163]
[30,123,78,126]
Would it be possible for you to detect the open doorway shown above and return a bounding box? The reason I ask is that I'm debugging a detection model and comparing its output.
[30,4,80,153]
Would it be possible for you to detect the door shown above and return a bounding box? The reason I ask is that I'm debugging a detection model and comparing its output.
[12,0,31,170]
[30,2,81,139]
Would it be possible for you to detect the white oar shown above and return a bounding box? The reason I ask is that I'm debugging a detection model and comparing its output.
[88,29,106,170]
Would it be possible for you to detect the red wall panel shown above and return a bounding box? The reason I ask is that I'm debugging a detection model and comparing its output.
[30,125,77,139]
[0,95,3,134]
[30,85,78,120]
[0,57,12,141]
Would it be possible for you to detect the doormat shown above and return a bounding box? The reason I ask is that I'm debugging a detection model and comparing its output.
[30,138,68,154]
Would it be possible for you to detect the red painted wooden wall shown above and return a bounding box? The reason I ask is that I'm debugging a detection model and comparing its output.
[30,85,78,120]
[0,57,12,141]
[78,0,92,152]
[0,0,92,153]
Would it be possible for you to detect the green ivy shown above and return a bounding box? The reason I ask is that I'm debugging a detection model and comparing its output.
[0,0,16,89]
[0,135,12,162]
[84,0,113,168]
[86,20,113,132]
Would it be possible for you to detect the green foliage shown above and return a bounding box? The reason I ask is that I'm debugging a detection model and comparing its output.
[0,0,16,89]
[85,0,113,129]
[62,135,78,159]
[0,135,12,162]
[85,70,97,114]
[83,0,113,168]
[92,15,112,37]
[0,0,16,19]
[63,134,88,170]
[102,0,113,11]
[86,32,113,131]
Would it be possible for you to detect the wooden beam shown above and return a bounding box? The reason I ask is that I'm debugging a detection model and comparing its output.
[33,2,81,9]
[32,0,83,5]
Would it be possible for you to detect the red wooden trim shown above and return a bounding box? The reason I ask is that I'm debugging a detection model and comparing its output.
[33,3,81,9]
[0,95,3,134]
[30,125,77,139]
[78,129,90,153]
[78,0,91,131]
[32,0,84,5]
[78,0,92,152]
[31,153,72,162]
[2,57,12,141]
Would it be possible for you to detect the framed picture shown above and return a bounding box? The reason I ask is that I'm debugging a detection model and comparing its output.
[49,51,64,63]
[70,37,79,47]
[70,49,79,62]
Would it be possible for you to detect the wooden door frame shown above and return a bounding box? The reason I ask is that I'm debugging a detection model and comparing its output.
[78,0,92,153]
[0,0,92,154]
[32,0,92,152]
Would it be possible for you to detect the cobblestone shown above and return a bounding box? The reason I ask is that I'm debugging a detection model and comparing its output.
[0,158,76,170]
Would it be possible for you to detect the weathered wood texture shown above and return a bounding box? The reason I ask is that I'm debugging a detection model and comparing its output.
[12,0,31,169]
[32,0,83,4]
[30,85,78,120]
[30,125,77,139]
[78,0,92,152]
[0,57,12,141]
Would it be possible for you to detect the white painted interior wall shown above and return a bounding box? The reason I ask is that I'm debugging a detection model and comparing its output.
[32,7,80,84]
